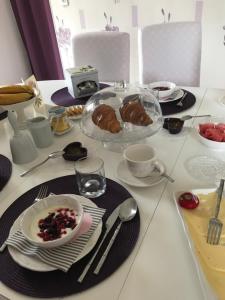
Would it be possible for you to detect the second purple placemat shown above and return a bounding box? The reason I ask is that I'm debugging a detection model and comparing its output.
[51,83,110,107]
[160,89,196,116]
[0,154,12,191]
[0,110,8,121]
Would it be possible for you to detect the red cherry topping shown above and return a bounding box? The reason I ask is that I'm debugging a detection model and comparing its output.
[178,192,199,209]
[37,207,77,241]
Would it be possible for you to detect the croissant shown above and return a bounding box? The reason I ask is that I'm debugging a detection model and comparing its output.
[120,100,153,126]
[92,104,122,133]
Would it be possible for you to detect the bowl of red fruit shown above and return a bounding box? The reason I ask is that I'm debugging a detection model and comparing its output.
[21,194,84,248]
[196,117,225,149]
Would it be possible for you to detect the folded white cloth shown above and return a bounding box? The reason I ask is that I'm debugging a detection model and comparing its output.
[6,205,106,272]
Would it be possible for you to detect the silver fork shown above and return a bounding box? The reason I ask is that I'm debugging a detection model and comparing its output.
[34,185,48,202]
[176,92,187,107]
[0,185,48,252]
[207,179,225,245]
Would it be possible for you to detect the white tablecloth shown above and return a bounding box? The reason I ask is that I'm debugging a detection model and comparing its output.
[1,80,225,300]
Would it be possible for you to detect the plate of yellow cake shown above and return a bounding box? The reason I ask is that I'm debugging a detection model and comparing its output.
[174,188,225,300]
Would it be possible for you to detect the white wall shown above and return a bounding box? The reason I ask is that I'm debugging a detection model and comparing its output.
[50,0,225,89]
[0,0,31,85]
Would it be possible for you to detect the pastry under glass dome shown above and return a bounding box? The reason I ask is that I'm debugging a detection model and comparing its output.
[80,84,163,143]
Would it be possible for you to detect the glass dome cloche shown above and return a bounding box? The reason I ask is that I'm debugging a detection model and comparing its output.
[80,82,163,143]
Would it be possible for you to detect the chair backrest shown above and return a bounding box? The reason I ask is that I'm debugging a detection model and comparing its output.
[72,31,130,82]
[141,22,202,86]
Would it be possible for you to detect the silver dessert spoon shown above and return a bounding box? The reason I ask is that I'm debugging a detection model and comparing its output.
[20,150,65,177]
[94,197,137,274]
[160,172,175,183]
[176,91,188,107]
[154,163,175,183]
[180,114,211,121]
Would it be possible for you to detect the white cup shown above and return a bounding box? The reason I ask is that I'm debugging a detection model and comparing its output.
[123,144,157,177]
[27,116,53,148]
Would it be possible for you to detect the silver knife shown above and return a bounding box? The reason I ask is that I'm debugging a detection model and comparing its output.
[77,204,121,283]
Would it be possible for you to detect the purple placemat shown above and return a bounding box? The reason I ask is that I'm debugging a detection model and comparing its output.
[51,83,110,107]
[0,155,12,191]
[0,175,140,298]
[0,110,8,121]
[160,89,196,116]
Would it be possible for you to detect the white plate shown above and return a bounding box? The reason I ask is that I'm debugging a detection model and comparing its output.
[66,105,85,120]
[8,194,102,272]
[184,155,225,183]
[173,189,218,300]
[159,88,184,103]
[116,159,165,187]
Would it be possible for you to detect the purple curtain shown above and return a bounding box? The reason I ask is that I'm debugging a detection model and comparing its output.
[10,0,64,80]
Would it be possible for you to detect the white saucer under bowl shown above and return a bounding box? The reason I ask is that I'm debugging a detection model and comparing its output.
[116,160,165,187]
[159,88,184,103]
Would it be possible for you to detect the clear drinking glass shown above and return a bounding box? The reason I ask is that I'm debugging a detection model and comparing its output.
[75,157,106,198]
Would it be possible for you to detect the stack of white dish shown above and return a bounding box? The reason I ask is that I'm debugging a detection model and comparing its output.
[148,81,184,103]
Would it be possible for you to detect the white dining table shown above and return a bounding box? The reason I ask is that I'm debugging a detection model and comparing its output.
[0,80,225,300]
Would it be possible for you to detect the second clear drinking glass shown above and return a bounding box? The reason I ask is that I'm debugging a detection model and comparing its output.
[75,157,106,198]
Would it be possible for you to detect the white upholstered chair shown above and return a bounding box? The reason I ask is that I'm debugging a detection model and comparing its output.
[141,22,202,86]
[72,31,130,82]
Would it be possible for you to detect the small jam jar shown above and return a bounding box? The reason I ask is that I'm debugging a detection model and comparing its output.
[49,106,72,135]
[178,192,199,209]
[163,118,184,134]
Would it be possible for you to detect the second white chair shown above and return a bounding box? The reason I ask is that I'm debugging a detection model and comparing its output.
[141,22,202,86]
[72,31,130,82]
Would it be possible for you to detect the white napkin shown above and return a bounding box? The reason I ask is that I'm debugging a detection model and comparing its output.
[6,205,105,272]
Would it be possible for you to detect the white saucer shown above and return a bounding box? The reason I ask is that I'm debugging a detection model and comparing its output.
[184,155,225,183]
[159,88,184,103]
[8,194,102,272]
[116,160,165,187]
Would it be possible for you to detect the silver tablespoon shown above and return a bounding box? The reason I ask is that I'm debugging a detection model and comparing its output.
[94,197,137,274]
[20,150,65,177]
[180,114,211,121]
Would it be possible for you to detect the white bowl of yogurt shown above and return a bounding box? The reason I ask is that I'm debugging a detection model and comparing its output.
[21,194,84,249]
